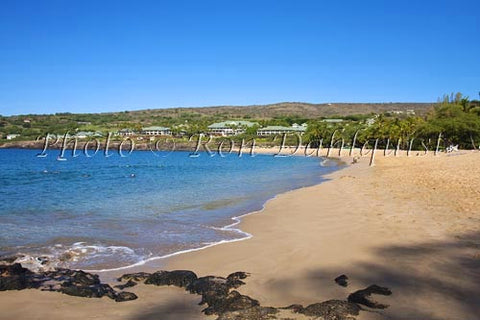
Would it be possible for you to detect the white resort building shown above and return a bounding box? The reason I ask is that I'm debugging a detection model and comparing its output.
[141,126,171,136]
[256,123,308,136]
[75,131,103,139]
[321,119,344,124]
[117,129,136,136]
[207,121,257,136]
[6,133,20,140]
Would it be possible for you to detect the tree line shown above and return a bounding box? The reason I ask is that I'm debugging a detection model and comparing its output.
[303,93,480,150]
[2,92,480,151]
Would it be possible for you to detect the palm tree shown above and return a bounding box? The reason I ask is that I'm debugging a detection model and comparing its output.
[304,122,330,146]
[460,97,472,113]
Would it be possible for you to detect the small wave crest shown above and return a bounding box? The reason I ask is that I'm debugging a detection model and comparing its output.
[12,242,146,272]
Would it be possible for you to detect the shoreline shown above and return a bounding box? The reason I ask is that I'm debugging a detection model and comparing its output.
[86,154,344,275]
[2,150,480,319]
[84,210,254,274]
[0,147,342,275]
[160,151,480,319]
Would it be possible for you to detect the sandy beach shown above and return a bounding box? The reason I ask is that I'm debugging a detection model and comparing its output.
[1,150,480,319]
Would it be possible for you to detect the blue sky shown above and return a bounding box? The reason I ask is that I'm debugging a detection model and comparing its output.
[0,0,479,115]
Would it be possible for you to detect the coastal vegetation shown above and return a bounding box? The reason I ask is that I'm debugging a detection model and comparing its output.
[1,94,479,150]
[0,102,430,141]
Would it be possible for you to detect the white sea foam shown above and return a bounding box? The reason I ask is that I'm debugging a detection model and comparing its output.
[13,242,142,272]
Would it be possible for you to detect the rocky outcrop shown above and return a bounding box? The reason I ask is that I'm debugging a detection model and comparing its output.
[202,290,259,316]
[216,306,278,320]
[335,274,349,287]
[225,271,249,288]
[59,282,116,299]
[0,263,137,302]
[1,261,392,319]
[115,291,138,302]
[117,272,151,282]
[300,300,361,320]
[114,279,137,290]
[0,263,43,290]
[144,270,197,288]
[116,270,392,319]
[348,284,392,309]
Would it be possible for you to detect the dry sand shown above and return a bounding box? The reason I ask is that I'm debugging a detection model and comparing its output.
[1,149,480,320]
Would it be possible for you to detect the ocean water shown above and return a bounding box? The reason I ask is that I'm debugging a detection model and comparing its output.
[0,148,340,271]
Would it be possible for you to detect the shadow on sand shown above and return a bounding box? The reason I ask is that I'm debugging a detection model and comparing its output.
[129,231,480,320]
[129,298,212,320]
[281,231,480,319]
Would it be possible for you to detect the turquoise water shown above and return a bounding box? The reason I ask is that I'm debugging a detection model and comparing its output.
[0,149,340,270]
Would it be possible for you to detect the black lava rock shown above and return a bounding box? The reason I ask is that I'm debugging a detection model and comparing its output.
[0,275,29,291]
[283,304,305,313]
[114,279,137,290]
[115,291,138,302]
[203,290,259,315]
[302,300,361,320]
[0,263,137,302]
[145,270,198,288]
[348,284,392,309]
[60,282,116,299]
[188,276,230,297]
[117,272,151,282]
[226,272,249,289]
[216,306,278,320]
[63,270,100,286]
[1,262,394,319]
[0,263,31,277]
[335,274,349,287]
[0,263,38,291]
